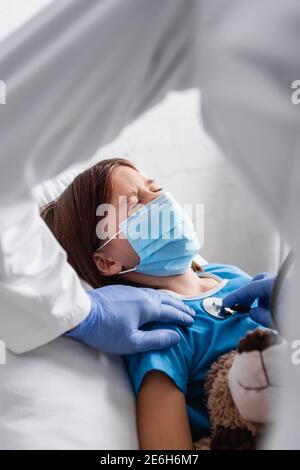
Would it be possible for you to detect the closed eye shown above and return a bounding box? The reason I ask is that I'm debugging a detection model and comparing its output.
[146,178,163,193]
[153,187,164,192]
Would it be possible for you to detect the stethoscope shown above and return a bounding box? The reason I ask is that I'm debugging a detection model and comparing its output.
[202,250,294,323]
[202,296,250,319]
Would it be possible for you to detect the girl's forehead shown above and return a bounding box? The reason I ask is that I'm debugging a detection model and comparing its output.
[111,166,143,191]
[113,165,140,180]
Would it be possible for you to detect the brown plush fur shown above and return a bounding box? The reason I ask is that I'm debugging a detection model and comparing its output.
[193,329,272,450]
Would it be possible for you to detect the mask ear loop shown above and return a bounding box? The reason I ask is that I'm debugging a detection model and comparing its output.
[95,225,126,252]
[94,229,138,275]
[118,267,137,275]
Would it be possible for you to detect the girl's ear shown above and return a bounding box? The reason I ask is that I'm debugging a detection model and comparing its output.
[93,252,123,276]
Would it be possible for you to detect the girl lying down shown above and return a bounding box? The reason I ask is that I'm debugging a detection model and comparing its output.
[41,158,263,450]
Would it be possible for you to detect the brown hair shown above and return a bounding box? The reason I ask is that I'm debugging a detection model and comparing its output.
[41,158,202,288]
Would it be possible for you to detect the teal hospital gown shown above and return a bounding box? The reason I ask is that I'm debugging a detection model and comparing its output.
[124,263,262,441]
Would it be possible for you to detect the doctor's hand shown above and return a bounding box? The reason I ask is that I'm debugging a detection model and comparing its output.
[65,285,195,354]
[222,273,277,329]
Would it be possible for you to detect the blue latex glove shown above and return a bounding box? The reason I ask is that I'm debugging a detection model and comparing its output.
[222,272,277,328]
[65,285,196,354]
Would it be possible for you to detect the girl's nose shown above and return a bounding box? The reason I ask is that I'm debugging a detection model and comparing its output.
[140,190,163,206]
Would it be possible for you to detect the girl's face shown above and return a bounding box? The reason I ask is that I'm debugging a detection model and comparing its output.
[93,165,163,277]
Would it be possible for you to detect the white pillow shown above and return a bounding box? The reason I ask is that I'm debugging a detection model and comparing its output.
[32,167,84,206]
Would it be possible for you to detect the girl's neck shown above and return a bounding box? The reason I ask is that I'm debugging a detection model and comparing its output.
[124,269,220,297]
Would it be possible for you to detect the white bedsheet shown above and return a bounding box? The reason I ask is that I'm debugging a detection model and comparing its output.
[0,338,138,450]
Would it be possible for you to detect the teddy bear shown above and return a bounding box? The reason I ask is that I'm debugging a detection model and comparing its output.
[193,328,285,450]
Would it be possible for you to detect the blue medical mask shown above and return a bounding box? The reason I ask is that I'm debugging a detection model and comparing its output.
[97,192,200,276]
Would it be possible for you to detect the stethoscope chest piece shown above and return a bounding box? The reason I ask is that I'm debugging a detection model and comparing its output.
[202,297,235,319]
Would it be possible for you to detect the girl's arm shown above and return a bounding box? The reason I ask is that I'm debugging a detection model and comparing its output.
[137,370,193,450]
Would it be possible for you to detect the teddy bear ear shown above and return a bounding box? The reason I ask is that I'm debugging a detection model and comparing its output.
[237,327,281,353]
[210,425,257,450]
